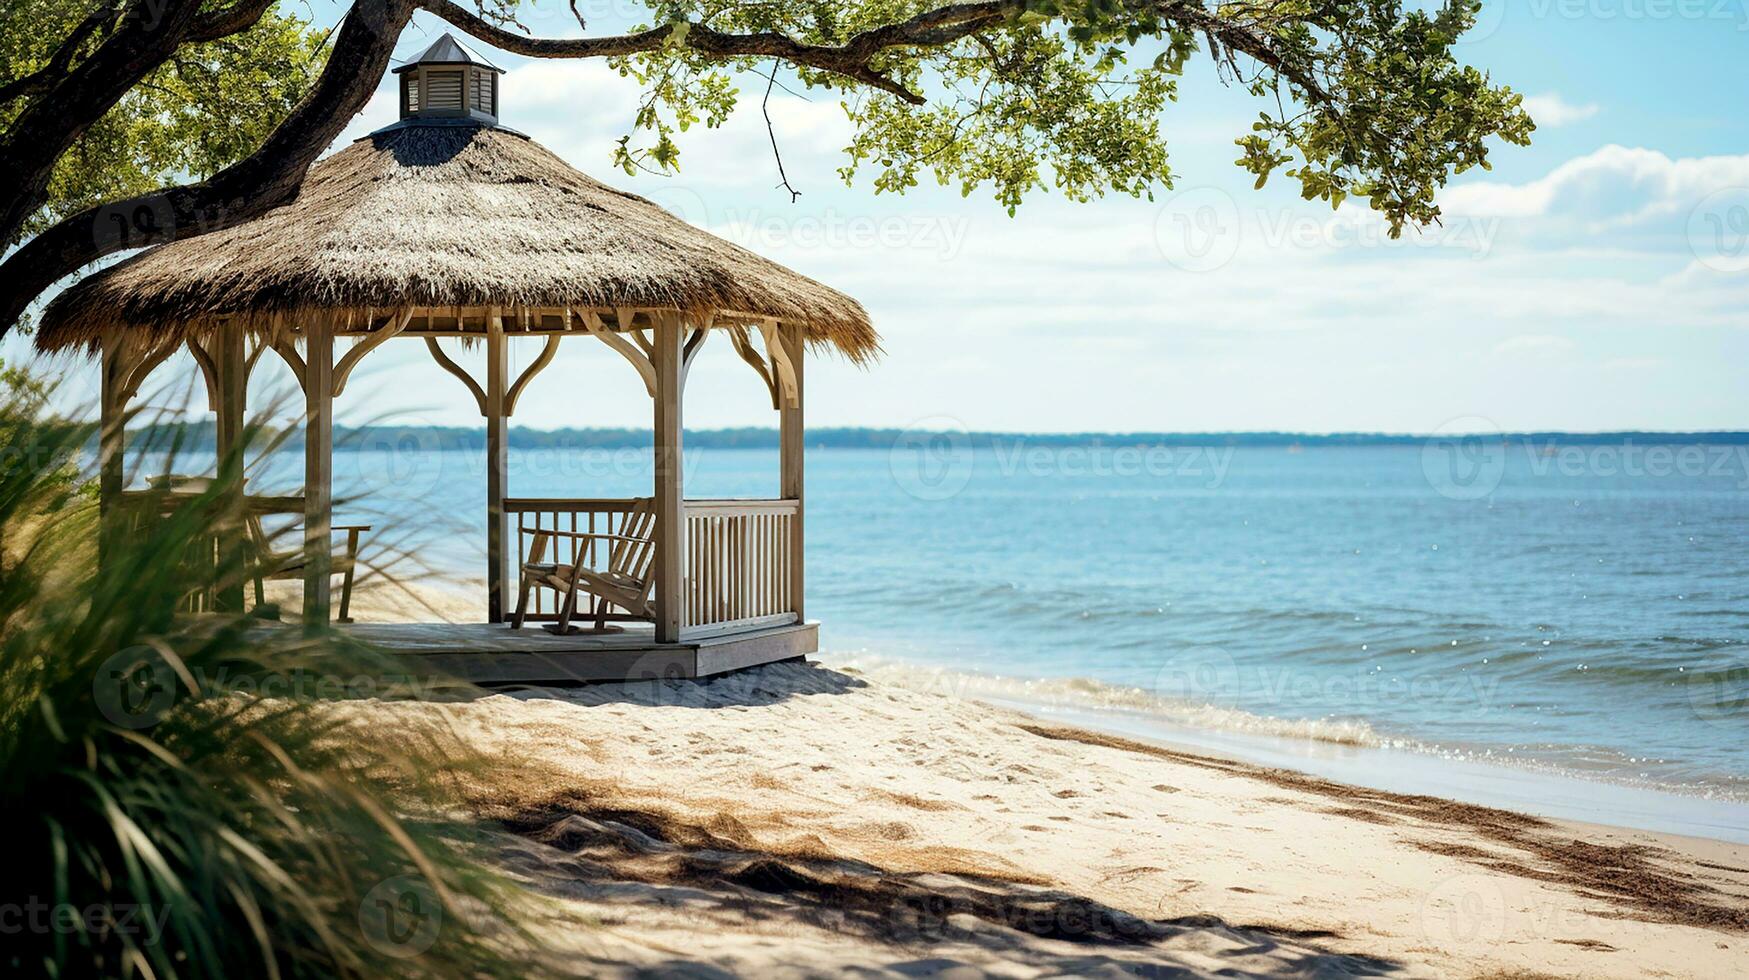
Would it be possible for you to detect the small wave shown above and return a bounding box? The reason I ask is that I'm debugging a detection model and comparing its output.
[819,650,1749,806]
[820,653,1384,749]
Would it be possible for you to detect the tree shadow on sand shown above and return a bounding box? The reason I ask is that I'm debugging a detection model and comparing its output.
[489,799,1406,978]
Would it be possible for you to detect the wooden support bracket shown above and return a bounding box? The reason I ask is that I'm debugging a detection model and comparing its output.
[333,308,413,397]
[616,307,657,359]
[506,333,562,416]
[271,340,308,396]
[728,325,782,409]
[243,335,267,382]
[185,337,220,411]
[680,313,712,385]
[583,309,658,397]
[425,337,489,416]
[758,319,800,408]
[114,336,180,407]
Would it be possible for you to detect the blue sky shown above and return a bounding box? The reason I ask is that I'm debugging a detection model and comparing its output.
[17,0,1749,434]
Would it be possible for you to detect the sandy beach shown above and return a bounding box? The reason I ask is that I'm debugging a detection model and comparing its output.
[331,582,1749,979]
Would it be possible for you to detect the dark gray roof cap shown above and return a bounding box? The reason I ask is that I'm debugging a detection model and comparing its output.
[392,32,503,74]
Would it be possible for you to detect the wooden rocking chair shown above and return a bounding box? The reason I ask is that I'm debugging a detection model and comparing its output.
[247,514,371,624]
[511,498,658,634]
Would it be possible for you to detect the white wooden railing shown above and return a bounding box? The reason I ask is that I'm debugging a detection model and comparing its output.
[505,496,800,634]
[683,499,800,636]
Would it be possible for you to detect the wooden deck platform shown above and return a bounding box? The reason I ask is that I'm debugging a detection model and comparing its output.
[340,620,819,685]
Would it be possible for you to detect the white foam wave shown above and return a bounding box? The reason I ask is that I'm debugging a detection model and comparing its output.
[820,652,1385,748]
[819,651,1749,810]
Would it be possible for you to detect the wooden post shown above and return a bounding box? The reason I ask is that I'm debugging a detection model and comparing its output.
[652,315,685,643]
[485,310,509,623]
[779,322,805,622]
[213,329,247,612]
[98,336,126,564]
[302,316,334,627]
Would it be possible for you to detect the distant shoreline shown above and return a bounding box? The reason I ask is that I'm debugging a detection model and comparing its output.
[122,422,1749,452]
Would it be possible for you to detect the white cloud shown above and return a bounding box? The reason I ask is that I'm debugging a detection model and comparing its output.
[1492,335,1577,358]
[1522,93,1600,128]
[1439,145,1749,239]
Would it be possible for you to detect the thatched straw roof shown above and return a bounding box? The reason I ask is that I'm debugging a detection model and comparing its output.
[36,124,876,360]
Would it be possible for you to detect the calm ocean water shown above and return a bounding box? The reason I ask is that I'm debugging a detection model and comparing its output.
[233,439,1749,802]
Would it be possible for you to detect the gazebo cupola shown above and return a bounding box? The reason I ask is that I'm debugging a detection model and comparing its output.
[393,32,503,125]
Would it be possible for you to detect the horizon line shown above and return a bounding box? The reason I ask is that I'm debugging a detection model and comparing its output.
[127,420,1749,444]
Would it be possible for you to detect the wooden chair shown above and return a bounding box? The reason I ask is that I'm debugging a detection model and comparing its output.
[141,474,369,623]
[247,515,371,624]
[512,498,658,634]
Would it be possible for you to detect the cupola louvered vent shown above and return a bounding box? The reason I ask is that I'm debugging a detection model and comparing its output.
[426,70,464,110]
[393,33,505,126]
[472,71,495,114]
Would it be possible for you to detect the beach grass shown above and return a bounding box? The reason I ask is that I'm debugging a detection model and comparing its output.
[0,383,534,978]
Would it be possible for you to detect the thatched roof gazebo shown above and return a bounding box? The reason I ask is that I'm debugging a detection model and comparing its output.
[37,34,875,673]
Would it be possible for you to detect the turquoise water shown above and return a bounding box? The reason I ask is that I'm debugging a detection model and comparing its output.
[231,440,1749,802]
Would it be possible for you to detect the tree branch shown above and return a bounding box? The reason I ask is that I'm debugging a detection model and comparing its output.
[0,0,1355,336]
[0,0,209,246]
[1167,2,1330,104]
[0,0,414,333]
[414,0,1012,104]
[188,0,280,42]
[762,60,801,202]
